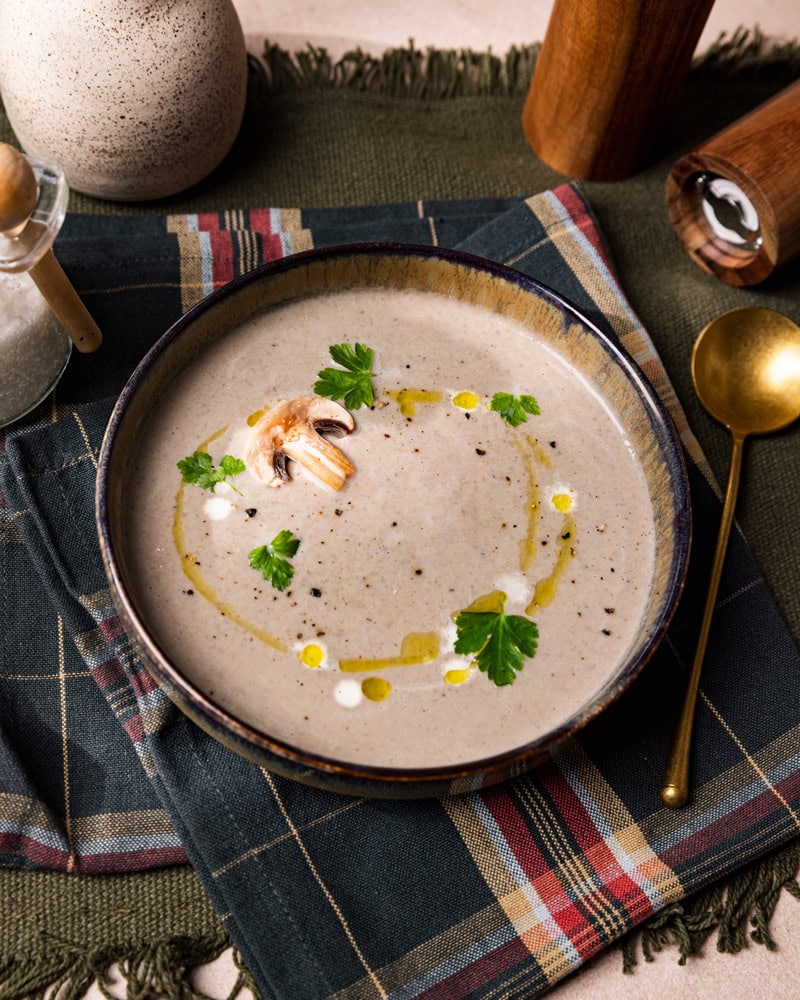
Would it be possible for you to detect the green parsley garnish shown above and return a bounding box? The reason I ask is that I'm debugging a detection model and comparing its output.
[177,451,246,495]
[314,343,376,410]
[454,597,539,687]
[490,392,541,427]
[248,530,301,592]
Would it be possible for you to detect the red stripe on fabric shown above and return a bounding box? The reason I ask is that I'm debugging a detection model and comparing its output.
[482,779,605,959]
[583,840,653,921]
[124,713,145,743]
[416,937,534,1000]
[91,657,126,689]
[539,769,603,854]
[602,870,658,920]
[548,900,601,959]
[531,866,566,904]
[207,230,235,287]
[99,614,125,641]
[72,845,188,874]
[0,485,6,507]
[264,232,286,261]
[776,768,800,805]
[248,208,272,235]
[481,788,550,880]
[247,208,291,260]
[550,184,612,269]
[0,832,69,869]
[537,766,656,925]
[0,834,188,874]
[584,840,623,882]
[195,211,224,232]
[130,666,159,699]
[663,773,800,869]
[536,769,649,924]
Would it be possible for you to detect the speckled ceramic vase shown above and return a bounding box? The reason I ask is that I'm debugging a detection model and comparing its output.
[0,0,248,201]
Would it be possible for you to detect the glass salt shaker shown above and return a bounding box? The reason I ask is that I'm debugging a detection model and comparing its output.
[0,152,72,428]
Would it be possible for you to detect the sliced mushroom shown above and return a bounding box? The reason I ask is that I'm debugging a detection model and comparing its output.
[247,397,356,491]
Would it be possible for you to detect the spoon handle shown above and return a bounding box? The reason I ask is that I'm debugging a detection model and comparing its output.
[660,433,745,808]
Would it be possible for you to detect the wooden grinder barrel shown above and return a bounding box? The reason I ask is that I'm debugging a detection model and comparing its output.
[522,0,715,181]
[666,81,800,286]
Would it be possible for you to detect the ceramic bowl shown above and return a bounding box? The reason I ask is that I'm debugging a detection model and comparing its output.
[97,244,691,797]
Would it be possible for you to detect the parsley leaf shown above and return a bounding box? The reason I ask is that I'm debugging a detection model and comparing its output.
[490,392,541,427]
[177,451,246,495]
[454,603,539,686]
[219,454,246,480]
[314,342,376,410]
[248,530,301,592]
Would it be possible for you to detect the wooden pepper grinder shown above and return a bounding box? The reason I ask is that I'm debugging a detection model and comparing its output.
[0,143,102,352]
[522,0,715,180]
[666,81,800,285]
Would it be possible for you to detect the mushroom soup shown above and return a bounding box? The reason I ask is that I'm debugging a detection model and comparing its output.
[125,285,657,769]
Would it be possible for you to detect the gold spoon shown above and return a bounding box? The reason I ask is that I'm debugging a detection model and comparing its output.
[661,307,800,808]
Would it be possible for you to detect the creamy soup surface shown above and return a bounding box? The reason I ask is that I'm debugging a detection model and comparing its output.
[125,286,656,768]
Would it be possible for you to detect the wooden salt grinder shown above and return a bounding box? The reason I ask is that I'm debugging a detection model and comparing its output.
[0,142,102,353]
[666,81,800,285]
[522,0,715,181]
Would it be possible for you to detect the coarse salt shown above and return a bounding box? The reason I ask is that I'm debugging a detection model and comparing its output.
[0,270,71,426]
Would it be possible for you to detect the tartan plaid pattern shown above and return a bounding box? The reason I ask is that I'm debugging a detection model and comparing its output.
[2,186,799,998]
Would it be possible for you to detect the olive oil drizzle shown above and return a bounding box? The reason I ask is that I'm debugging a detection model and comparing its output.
[444,667,473,685]
[386,388,443,417]
[361,677,392,702]
[527,507,577,614]
[517,435,547,572]
[452,390,480,410]
[173,387,573,698]
[339,631,441,673]
[173,426,288,654]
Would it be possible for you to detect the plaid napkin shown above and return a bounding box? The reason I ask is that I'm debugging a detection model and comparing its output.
[2,185,799,998]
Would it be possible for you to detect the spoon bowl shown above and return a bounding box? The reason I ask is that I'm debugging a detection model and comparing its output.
[692,307,800,436]
[662,306,800,808]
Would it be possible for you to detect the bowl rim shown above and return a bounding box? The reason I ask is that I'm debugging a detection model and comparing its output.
[96,241,692,792]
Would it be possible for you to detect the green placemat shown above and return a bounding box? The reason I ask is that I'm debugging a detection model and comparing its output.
[0,866,253,1000]
[2,29,800,999]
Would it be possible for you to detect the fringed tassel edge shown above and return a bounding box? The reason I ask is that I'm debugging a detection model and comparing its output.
[0,939,259,1000]
[620,838,800,972]
[249,41,541,98]
[247,27,800,98]
[691,24,800,78]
